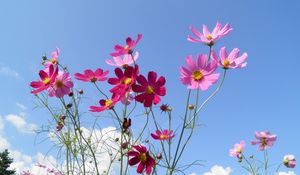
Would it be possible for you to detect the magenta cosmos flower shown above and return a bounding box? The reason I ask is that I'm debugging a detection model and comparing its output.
[128,145,155,174]
[180,54,219,90]
[48,71,74,98]
[74,68,109,82]
[44,47,60,68]
[188,22,232,46]
[111,34,142,57]
[211,47,248,69]
[132,71,166,107]
[106,52,139,68]
[251,131,277,151]
[229,140,246,159]
[89,97,119,112]
[283,154,296,168]
[30,65,58,94]
[151,129,175,141]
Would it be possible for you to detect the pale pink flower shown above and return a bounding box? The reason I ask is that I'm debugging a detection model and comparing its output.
[111,34,142,57]
[74,68,109,82]
[283,154,296,168]
[229,140,246,158]
[211,47,248,69]
[48,71,74,98]
[44,47,60,68]
[188,22,232,46]
[106,52,139,68]
[180,54,219,90]
[251,131,277,150]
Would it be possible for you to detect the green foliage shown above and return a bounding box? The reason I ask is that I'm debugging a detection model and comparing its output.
[0,149,16,175]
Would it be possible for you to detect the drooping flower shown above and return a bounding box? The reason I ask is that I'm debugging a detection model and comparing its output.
[251,131,277,151]
[229,141,246,159]
[122,118,131,130]
[108,65,139,99]
[128,145,155,174]
[111,34,142,57]
[188,22,232,46]
[48,71,74,98]
[211,47,248,69]
[160,104,171,112]
[89,97,119,112]
[283,155,296,168]
[44,47,60,68]
[106,52,139,68]
[151,130,175,141]
[30,65,58,94]
[132,71,166,107]
[74,68,109,82]
[180,54,219,90]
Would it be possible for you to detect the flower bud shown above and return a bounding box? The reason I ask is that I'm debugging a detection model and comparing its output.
[156,153,162,160]
[188,104,195,110]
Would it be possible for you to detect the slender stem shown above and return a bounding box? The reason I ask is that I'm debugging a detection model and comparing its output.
[264,149,268,175]
[242,153,256,175]
[208,46,212,62]
[93,82,109,99]
[130,53,136,67]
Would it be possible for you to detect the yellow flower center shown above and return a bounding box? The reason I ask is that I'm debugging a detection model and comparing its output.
[236,146,242,153]
[223,59,230,67]
[138,153,147,162]
[55,80,64,88]
[105,99,113,107]
[124,45,129,50]
[51,58,57,64]
[43,77,51,85]
[192,71,203,81]
[262,137,267,145]
[160,134,167,140]
[90,77,97,82]
[121,78,132,85]
[122,64,129,69]
[146,86,154,94]
[206,34,213,40]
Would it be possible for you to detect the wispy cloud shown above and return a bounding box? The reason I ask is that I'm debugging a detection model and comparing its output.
[16,102,27,111]
[203,165,232,175]
[278,172,297,175]
[5,114,37,134]
[0,64,23,80]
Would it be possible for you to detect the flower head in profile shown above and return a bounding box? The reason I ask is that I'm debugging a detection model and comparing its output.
[89,97,119,112]
[211,47,248,69]
[128,145,155,174]
[44,47,60,68]
[30,65,58,94]
[151,130,175,141]
[188,22,232,46]
[122,118,131,130]
[251,131,277,151]
[48,71,74,98]
[74,68,109,82]
[111,34,142,57]
[180,54,219,90]
[106,52,139,68]
[283,154,296,168]
[132,71,166,107]
[229,140,246,159]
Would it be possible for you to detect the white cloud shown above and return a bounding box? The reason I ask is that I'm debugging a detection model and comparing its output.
[16,102,27,111]
[189,173,198,175]
[203,165,232,175]
[0,64,23,80]
[0,135,10,150]
[0,116,4,131]
[278,172,297,175]
[5,114,37,134]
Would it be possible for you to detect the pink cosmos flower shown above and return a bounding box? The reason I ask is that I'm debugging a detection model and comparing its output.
[44,47,60,68]
[251,131,277,151]
[229,141,246,159]
[111,34,142,57]
[180,54,220,90]
[128,145,155,174]
[211,47,248,69]
[21,170,34,175]
[151,130,175,141]
[30,65,58,94]
[283,154,296,168]
[188,22,232,46]
[106,52,139,68]
[89,97,119,112]
[108,65,139,99]
[74,68,109,82]
[48,71,74,98]
[132,71,166,107]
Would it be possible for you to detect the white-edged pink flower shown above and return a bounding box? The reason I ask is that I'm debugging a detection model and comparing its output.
[251,131,277,151]
[229,140,246,158]
[283,154,296,168]
[106,52,139,68]
[188,22,232,46]
[180,54,219,90]
[48,71,74,98]
[211,47,248,69]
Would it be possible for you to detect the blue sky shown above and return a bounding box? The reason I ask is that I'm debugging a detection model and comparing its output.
[0,0,299,174]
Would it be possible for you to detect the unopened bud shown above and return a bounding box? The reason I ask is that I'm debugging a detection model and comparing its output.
[78,89,84,94]
[188,104,195,110]
[156,153,162,160]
